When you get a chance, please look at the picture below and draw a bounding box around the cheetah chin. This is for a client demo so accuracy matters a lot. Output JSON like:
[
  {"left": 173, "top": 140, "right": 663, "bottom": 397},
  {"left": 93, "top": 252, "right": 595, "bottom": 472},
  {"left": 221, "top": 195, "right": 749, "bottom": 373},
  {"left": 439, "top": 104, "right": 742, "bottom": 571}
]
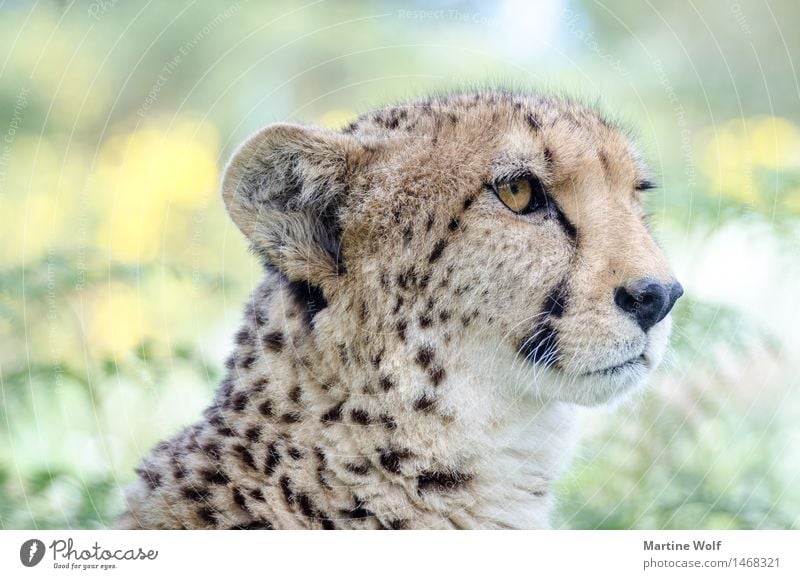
[{"left": 118, "top": 90, "right": 682, "bottom": 530}]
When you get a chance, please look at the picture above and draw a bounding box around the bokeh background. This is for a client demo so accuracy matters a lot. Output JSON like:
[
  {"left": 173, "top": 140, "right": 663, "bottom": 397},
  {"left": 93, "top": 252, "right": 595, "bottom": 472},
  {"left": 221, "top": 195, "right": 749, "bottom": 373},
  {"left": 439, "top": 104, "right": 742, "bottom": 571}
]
[{"left": 1, "top": 0, "right": 799, "bottom": 530}]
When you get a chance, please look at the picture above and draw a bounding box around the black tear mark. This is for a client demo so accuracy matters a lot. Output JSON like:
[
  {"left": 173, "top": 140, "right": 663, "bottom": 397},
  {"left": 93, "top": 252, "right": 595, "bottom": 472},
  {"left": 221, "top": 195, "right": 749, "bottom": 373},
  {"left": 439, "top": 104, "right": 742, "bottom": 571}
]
[
  {"left": 518, "top": 323, "right": 559, "bottom": 367},
  {"left": 417, "top": 470, "right": 472, "bottom": 494},
  {"left": 552, "top": 205, "right": 578, "bottom": 241},
  {"left": 543, "top": 280, "right": 569, "bottom": 318}
]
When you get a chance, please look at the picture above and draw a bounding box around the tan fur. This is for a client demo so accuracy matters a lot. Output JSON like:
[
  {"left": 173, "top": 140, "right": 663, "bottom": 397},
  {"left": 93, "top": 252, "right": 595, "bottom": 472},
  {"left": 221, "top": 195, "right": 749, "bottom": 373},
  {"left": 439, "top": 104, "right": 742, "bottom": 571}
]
[{"left": 118, "top": 91, "right": 679, "bottom": 529}]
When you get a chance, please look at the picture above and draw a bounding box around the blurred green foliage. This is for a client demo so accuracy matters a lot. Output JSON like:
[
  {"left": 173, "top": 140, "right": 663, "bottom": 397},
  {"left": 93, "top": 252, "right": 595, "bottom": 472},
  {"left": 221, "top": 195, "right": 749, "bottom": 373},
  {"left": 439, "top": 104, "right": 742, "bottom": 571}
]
[{"left": 1, "top": 0, "right": 799, "bottom": 529}]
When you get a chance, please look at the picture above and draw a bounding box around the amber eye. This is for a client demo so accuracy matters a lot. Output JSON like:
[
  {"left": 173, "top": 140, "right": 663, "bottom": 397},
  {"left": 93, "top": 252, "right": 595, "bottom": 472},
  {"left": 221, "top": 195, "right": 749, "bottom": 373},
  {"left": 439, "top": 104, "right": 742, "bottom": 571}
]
[{"left": 494, "top": 179, "right": 534, "bottom": 213}]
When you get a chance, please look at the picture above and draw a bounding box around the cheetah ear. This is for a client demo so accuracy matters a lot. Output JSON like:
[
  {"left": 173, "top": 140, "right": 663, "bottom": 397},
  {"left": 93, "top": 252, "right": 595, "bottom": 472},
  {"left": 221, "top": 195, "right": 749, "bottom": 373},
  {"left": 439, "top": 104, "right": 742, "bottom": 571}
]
[{"left": 222, "top": 123, "right": 361, "bottom": 286}]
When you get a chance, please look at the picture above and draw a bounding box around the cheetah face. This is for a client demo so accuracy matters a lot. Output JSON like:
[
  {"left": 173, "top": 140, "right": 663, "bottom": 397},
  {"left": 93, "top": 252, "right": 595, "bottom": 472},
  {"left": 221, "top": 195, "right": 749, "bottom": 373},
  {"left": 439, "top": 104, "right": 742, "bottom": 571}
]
[{"left": 222, "top": 93, "right": 682, "bottom": 407}]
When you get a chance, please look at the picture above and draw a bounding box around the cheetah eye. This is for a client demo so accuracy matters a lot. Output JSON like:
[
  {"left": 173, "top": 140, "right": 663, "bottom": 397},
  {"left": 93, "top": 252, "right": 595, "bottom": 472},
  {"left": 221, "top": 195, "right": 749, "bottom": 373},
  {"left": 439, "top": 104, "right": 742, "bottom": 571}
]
[{"left": 492, "top": 177, "right": 547, "bottom": 214}]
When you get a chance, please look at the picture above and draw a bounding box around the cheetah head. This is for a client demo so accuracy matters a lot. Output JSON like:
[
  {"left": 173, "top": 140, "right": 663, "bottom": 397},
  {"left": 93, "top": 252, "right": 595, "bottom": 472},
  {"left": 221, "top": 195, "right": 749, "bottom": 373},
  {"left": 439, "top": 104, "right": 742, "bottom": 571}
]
[{"left": 222, "top": 92, "right": 682, "bottom": 407}]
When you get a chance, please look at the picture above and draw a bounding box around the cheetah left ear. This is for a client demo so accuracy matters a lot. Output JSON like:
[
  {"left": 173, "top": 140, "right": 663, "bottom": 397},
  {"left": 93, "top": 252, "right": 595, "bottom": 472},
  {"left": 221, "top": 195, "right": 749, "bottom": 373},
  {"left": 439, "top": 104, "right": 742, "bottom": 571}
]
[{"left": 222, "top": 123, "right": 362, "bottom": 287}]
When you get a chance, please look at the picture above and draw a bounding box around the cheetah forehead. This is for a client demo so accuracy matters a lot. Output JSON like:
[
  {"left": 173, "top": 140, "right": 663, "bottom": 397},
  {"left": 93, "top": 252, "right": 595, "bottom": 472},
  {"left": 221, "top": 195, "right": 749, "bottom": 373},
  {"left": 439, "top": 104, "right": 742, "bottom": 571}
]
[{"left": 343, "top": 91, "right": 651, "bottom": 190}]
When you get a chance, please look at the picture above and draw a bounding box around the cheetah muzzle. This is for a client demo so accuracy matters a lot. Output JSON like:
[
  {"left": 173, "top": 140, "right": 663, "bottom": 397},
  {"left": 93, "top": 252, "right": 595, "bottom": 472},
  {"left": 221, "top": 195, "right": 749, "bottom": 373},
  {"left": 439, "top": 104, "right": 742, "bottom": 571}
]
[{"left": 118, "top": 90, "right": 682, "bottom": 530}]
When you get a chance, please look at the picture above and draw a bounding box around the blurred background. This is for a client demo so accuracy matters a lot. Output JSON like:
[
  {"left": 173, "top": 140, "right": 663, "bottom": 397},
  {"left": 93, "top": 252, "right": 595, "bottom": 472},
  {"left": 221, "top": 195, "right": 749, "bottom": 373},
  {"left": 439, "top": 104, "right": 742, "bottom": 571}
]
[{"left": 1, "top": 0, "right": 798, "bottom": 530}]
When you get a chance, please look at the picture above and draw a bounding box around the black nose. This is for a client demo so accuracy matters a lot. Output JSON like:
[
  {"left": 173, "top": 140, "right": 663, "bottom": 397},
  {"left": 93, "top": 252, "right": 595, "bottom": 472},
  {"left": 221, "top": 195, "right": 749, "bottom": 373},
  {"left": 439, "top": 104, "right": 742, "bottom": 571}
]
[{"left": 614, "top": 279, "right": 683, "bottom": 332}]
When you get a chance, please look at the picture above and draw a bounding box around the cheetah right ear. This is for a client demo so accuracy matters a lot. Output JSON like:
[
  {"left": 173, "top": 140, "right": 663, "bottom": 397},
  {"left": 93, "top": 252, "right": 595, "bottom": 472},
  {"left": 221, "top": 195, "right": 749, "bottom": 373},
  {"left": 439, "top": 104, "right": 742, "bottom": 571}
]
[{"left": 222, "top": 123, "right": 362, "bottom": 286}]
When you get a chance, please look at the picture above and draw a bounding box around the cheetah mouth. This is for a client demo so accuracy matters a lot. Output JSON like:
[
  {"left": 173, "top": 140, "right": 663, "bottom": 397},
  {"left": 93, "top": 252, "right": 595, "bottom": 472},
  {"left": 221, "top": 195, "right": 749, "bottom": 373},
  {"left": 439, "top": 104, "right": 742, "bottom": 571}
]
[{"left": 582, "top": 352, "right": 647, "bottom": 377}]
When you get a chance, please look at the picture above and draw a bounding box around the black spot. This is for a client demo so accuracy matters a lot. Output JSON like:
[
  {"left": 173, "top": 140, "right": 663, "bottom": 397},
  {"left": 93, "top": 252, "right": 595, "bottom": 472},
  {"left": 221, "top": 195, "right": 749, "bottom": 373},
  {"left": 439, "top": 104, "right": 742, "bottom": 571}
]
[
  {"left": 262, "top": 331, "right": 284, "bottom": 352},
  {"left": 288, "top": 386, "right": 302, "bottom": 404},
  {"left": 379, "top": 413, "right": 396, "bottom": 430},
  {"left": 378, "top": 448, "right": 407, "bottom": 475},
  {"left": 389, "top": 519, "right": 409, "bottom": 530},
  {"left": 342, "top": 498, "right": 375, "bottom": 519},
  {"left": 297, "top": 493, "right": 316, "bottom": 518},
  {"left": 396, "top": 320, "right": 407, "bottom": 342},
  {"left": 232, "top": 487, "right": 248, "bottom": 511},
  {"left": 526, "top": 112, "right": 542, "bottom": 131},
  {"left": 417, "top": 470, "right": 472, "bottom": 494},
  {"left": 425, "top": 214, "right": 435, "bottom": 231},
  {"left": 344, "top": 461, "right": 371, "bottom": 475},
  {"left": 419, "top": 315, "right": 432, "bottom": 328},
  {"left": 233, "top": 444, "right": 256, "bottom": 470},
  {"left": 135, "top": 466, "right": 161, "bottom": 490},
  {"left": 287, "top": 446, "right": 304, "bottom": 460},
  {"left": 392, "top": 297, "right": 404, "bottom": 315},
  {"left": 371, "top": 348, "right": 385, "bottom": 369},
  {"left": 321, "top": 402, "right": 344, "bottom": 424},
  {"left": 380, "top": 375, "right": 395, "bottom": 392},
  {"left": 463, "top": 195, "right": 476, "bottom": 210},
  {"left": 235, "top": 327, "right": 253, "bottom": 345},
  {"left": 202, "top": 442, "right": 220, "bottom": 461},
  {"left": 183, "top": 486, "right": 211, "bottom": 502},
  {"left": 201, "top": 468, "right": 230, "bottom": 486},
  {"left": 635, "top": 179, "right": 657, "bottom": 191},
  {"left": 257, "top": 399, "right": 274, "bottom": 417},
  {"left": 415, "top": 346, "right": 435, "bottom": 368},
  {"left": 428, "top": 239, "right": 447, "bottom": 263},
  {"left": 448, "top": 217, "right": 460, "bottom": 231},
  {"left": 428, "top": 366, "right": 446, "bottom": 386},
  {"left": 280, "top": 412, "right": 302, "bottom": 424},
  {"left": 264, "top": 442, "right": 281, "bottom": 475},
  {"left": 279, "top": 475, "right": 294, "bottom": 505},
  {"left": 286, "top": 280, "right": 327, "bottom": 324},
  {"left": 402, "top": 225, "right": 413, "bottom": 245},
  {"left": 224, "top": 356, "right": 235, "bottom": 370},
  {"left": 414, "top": 394, "right": 435, "bottom": 412},
  {"left": 197, "top": 507, "right": 217, "bottom": 526},
  {"left": 518, "top": 323, "right": 559, "bottom": 367},
  {"left": 231, "top": 391, "right": 249, "bottom": 412},
  {"left": 231, "top": 520, "right": 273, "bottom": 530},
  {"left": 249, "top": 488, "right": 265, "bottom": 502},
  {"left": 217, "top": 426, "right": 235, "bottom": 437},
  {"left": 543, "top": 281, "right": 569, "bottom": 318},
  {"left": 245, "top": 425, "right": 262, "bottom": 442},
  {"left": 239, "top": 353, "right": 257, "bottom": 369},
  {"left": 439, "top": 310, "right": 451, "bottom": 323},
  {"left": 350, "top": 409, "right": 371, "bottom": 425}
]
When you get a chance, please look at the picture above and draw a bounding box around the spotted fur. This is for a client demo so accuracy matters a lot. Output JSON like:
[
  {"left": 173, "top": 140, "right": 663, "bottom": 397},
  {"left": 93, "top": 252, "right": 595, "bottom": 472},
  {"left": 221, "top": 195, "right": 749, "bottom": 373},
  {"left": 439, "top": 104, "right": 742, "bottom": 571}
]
[{"left": 117, "top": 90, "right": 679, "bottom": 530}]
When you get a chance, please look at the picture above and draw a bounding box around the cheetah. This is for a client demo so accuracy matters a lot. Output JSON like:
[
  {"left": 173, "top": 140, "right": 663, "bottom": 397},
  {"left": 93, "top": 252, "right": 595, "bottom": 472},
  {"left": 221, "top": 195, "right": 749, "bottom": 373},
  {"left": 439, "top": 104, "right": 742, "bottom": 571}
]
[{"left": 118, "top": 90, "right": 683, "bottom": 530}]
